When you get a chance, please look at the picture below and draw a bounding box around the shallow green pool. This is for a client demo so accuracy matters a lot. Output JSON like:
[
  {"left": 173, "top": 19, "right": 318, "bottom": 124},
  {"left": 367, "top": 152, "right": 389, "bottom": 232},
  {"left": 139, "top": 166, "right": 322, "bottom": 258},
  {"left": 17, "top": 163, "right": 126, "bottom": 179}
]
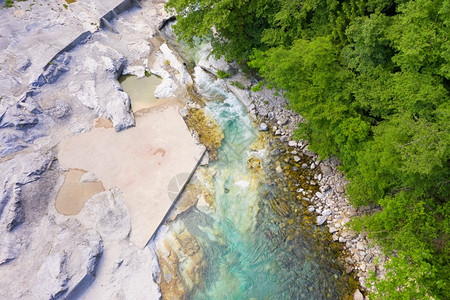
[{"left": 119, "top": 74, "right": 162, "bottom": 112}]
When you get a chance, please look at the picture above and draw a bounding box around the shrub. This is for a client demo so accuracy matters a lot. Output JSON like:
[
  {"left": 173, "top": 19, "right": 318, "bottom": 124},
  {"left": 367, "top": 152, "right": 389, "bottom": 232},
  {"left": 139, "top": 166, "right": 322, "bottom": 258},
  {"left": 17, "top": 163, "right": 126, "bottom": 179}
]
[
  {"left": 216, "top": 70, "right": 230, "bottom": 79},
  {"left": 4, "top": 0, "right": 14, "bottom": 8},
  {"left": 230, "top": 80, "right": 245, "bottom": 89}
]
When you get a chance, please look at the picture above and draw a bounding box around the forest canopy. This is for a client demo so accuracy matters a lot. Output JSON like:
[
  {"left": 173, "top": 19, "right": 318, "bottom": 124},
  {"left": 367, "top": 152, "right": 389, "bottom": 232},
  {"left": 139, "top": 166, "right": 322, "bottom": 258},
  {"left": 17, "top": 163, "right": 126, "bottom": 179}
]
[{"left": 165, "top": 0, "right": 450, "bottom": 298}]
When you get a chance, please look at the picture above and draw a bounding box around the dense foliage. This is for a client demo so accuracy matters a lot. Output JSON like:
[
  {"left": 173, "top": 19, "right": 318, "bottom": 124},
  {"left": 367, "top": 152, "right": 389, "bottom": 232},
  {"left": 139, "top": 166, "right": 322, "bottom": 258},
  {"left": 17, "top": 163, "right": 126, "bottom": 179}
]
[
  {"left": 166, "top": 0, "right": 450, "bottom": 298},
  {"left": 3, "top": 0, "right": 14, "bottom": 8}
]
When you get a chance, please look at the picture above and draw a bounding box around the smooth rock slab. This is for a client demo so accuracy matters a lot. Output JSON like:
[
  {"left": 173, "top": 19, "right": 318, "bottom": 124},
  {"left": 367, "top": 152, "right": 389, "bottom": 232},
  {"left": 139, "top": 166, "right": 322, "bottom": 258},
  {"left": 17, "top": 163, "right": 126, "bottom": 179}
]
[{"left": 58, "top": 99, "right": 205, "bottom": 249}]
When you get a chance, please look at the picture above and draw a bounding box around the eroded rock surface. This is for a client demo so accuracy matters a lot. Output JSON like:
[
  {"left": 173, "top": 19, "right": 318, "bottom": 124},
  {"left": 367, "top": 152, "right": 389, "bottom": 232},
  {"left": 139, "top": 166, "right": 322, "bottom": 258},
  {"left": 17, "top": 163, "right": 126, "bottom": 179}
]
[{"left": 0, "top": 0, "right": 199, "bottom": 298}]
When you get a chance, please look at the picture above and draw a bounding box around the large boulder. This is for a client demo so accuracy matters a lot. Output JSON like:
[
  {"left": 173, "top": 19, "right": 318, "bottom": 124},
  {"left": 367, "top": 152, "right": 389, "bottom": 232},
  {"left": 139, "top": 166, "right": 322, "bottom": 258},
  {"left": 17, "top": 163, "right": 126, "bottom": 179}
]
[{"left": 102, "top": 85, "right": 135, "bottom": 132}]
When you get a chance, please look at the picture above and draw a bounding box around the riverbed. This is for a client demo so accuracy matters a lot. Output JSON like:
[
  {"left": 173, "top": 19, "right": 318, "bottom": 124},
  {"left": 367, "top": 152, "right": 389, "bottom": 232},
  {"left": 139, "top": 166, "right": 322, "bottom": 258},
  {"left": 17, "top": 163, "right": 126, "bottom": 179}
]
[{"left": 153, "top": 63, "right": 358, "bottom": 298}]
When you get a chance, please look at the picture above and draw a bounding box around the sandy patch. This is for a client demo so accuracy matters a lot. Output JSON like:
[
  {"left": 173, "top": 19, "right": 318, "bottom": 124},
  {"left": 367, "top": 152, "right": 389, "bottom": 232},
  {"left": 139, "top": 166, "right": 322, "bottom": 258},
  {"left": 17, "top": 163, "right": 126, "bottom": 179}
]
[{"left": 94, "top": 118, "right": 114, "bottom": 129}]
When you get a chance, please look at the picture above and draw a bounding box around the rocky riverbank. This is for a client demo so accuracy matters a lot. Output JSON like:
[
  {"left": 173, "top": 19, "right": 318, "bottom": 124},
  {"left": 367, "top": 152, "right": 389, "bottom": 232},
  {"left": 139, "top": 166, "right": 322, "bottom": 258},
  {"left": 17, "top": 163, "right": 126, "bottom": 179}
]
[
  {"left": 251, "top": 89, "right": 388, "bottom": 294},
  {"left": 193, "top": 42, "right": 388, "bottom": 299}
]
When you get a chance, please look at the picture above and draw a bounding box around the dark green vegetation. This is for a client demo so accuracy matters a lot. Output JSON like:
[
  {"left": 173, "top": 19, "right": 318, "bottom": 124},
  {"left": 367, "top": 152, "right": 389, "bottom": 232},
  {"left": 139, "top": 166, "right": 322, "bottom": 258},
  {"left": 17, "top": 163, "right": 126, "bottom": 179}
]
[
  {"left": 216, "top": 69, "right": 231, "bottom": 79},
  {"left": 4, "top": 0, "right": 14, "bottom": 8},
  {"left": 3, "top": 0, "right": 28, "bottom": 9},
  {"left": 166, "top": 0, "right": 449, "bottom": 298}
]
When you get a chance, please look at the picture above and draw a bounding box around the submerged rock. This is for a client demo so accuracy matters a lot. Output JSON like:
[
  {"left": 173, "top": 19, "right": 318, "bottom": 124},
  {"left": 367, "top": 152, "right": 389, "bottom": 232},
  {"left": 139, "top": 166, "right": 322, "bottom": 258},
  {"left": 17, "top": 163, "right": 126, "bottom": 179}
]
[
  {"left": 155, "top": 226, "right": 206, "bottom": 299},
  {"left": 184, "top": 107, "right": 224, "bottom": 160}
]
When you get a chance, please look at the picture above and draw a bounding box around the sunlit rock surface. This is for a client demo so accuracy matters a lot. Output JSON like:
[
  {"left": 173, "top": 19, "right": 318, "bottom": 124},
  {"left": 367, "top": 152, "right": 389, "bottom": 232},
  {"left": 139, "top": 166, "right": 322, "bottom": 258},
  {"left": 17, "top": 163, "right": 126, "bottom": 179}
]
[
  {"left": 58, "top": 99, "right": 205, "bottom": 249},
  {"left": 0, "top": 0, "right": 202, "bottom": 298}
]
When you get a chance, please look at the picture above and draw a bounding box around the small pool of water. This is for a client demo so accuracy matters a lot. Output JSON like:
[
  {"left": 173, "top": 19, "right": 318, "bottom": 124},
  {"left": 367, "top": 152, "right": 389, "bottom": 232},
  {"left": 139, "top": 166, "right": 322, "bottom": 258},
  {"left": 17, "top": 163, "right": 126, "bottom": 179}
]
[
  {"left": 119, "top": 74, "right": 163, "bottom": 112},
  {"left": 55, "top": 169, "right": 105, "bottom": 215}
]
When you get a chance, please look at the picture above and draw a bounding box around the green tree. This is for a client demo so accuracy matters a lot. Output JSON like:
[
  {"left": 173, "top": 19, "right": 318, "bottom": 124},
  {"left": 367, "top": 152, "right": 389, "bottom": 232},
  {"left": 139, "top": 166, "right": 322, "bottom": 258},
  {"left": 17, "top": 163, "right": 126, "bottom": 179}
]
[
  {"left": 166, "top": 0, "right": 450, "bottom": 297},
  {"left": 4, "top": 0, "right": 14, "bottom": 8},
  {"left": 166, "top": 0, "right": 279, "bottom": 62}
]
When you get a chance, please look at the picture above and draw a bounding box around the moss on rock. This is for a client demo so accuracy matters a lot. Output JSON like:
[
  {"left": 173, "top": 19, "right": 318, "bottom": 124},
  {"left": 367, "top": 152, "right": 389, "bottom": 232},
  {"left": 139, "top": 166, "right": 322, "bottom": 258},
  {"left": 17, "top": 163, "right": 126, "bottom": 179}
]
[{"left": 184, "top": 107, "right": 224, "bottom": 161}]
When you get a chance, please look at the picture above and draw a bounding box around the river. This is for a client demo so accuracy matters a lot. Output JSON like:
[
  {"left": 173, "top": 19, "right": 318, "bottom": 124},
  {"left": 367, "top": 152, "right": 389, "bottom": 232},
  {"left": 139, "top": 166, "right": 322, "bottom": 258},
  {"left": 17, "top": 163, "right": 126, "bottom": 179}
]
[{"left": 152, "top": 44, "right": 357, "bottom": 298}]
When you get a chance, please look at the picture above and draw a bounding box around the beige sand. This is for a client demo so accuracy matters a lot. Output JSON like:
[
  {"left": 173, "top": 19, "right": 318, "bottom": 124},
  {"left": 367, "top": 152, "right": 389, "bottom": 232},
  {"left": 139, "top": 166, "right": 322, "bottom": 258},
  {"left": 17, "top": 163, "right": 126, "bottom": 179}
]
[
  {"left": 58, "top": 98, "right": 205, "bottom": 249},
  {"left": 55, "top": 169, "right": 105, "bottom": 215}
]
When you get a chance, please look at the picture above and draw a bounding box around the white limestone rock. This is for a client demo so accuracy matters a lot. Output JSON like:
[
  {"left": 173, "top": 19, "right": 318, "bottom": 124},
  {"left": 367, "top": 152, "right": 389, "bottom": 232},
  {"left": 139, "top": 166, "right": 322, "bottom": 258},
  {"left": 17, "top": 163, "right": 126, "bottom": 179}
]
[
  {"left": 77, "top": 190, "right": 131, "bottom": 242},
  {"left": 317, "top": 216, "right": 327, "bottom": 225},
  {"left": 0, "top": 233, "right": 21, "bottom": 265},
  {"left": 160, "top": 43, "right": 192, "bottom": 85},
  {"left": 44, "top": 100, "right": 71, "bottom": 119},
  {"left": 122, "top": 65, "right": 146, "bottom": 78},
  {"left": 356, "top": 242, "right": 365, "bottom": 250},
  {"left": 329, "top": 226, "right": 338, "bottom": 234},
  {"left": 155, "top": 77, "right": 176, "bottom": 98},
  {"left": 315, "top": 191, "right": 326, "bottom": 199},
  {"left": 197, "top": 43, "right": 229, "bottom": 74},
  {"left": 32, "top": 252, "right": 69, "bottom": 299},
  {"left": 69, "top": 80, "right": 99, "bottom": 110},
  {"left": 80, "top": 172, "right": 99, "bottom": 183},
  {"left": 0, "top": 2, "right": 172, "bottom": 299},
  {"left": 322, "top": 209, "right": 332, "bottom": 217},
  {"left": 0, "top": 105, "right": 38, "bottom": 130},
  {"left": 0, "top": 151, "right": 53, "bottom": 233},
  {"left": 102, "top": 86, "right": 135, "bottom": 132},
  {"left": 0, "top": 216, "right": 103, "bottom": 300},
  {"left": 288, "top": 141, "right": 297, "bottom": 147},
  {"left": 258, "top": 123, "right": 268, "bottom": 131},
  {"left": 353, "top": 289, "right": 364, "bottom": 300},
  {"left": 77, "top": 190, "right": 160, "bottom": 299}
]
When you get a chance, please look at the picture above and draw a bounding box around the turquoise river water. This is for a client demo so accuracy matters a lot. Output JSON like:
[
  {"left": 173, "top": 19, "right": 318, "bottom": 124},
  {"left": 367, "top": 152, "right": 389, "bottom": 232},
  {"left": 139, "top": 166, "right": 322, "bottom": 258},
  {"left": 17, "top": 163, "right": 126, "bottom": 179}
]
[{"left": 155, "top": 61, "right": 356, "bottom": 299}]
